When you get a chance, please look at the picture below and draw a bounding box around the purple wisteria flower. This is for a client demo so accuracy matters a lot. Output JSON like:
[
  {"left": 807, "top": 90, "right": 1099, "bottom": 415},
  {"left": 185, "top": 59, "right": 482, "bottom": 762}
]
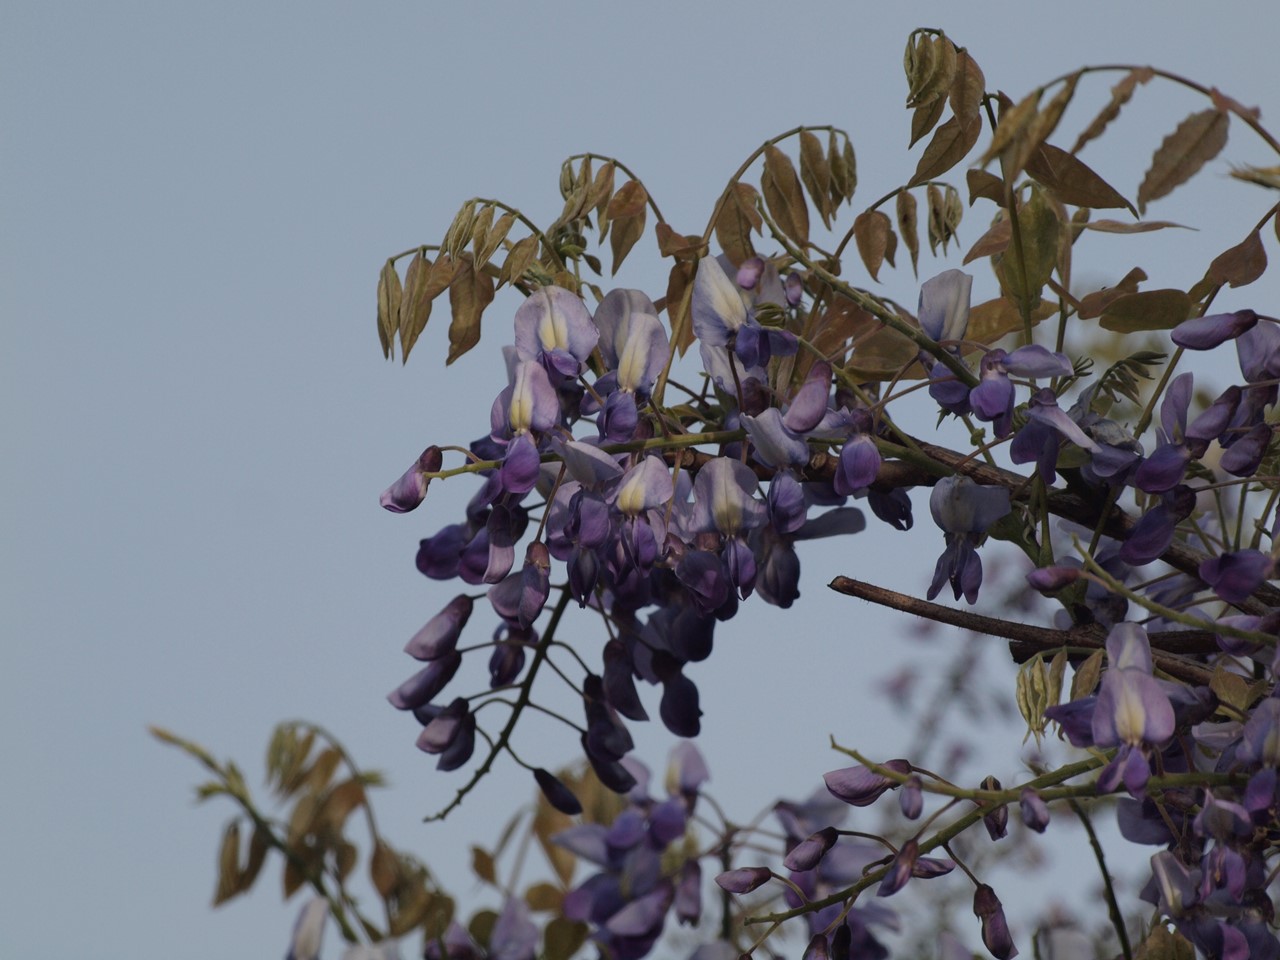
[
  {"left": 969, "top": 346, "right": 1073, "bottom": 437},
  {"left": 513, "top": 285, "right": 599, "bottom": 379},
  {"left": 1092, "top": 623, "right": 1175, "bottom": 798},
  {"left": 380, "top": 446, "right": 443, "bottom": 513},
  {"left": 927, "top": 476, "right": 1011, "bottom": 604}
]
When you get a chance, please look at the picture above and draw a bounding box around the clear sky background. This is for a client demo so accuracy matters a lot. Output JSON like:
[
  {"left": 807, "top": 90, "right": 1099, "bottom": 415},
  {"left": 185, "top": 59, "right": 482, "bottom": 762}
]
[{"left": 5, "top": 3, "right": 1280, "bottom": 958}]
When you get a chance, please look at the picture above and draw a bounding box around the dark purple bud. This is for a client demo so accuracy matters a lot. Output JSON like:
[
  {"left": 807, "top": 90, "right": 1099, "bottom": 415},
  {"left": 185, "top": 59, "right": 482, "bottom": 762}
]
[
  {"left": 1220, "top": 423, "right": 1272, "bottom": 477},
  {"left": 1019, "top": 788, "right": 1050, "bottom": 833},
  {"left": 973, "top": 884, "right": 1018, "bottom": 959},
  {"left": 416, "top": 524, "right": 468, "bottom": 580},
  {"left": 876, "top": 839, "right": 919, "bottom": 897},
  {"left": 899, "top": 775, "right": 923, "bottom": 820},
  {"left": 715, "top": 866, "right": 771, "bottom": 894},
  {"left": 980, "top": 776, "right": 1008, "bottom": 840},
  {"left": 802, "top": 933, "right": 830, "bottom": 960},
  {"left": 835, "top": 435, "right": 881, "bottom": 495},
  {"left": 911, "top": 855, "right": 956, "bottom": 879},
  {"left": 488, "top": 639, "right": 527, "bottom": 688},
  {"left": 1025, "top": 566, "right": 1081, "bottom": 591},
  {"left": 602, "top": 640, "right": 648, "bottom": 722},
  {"left": 868, "top": 487, "right": 913, "bottom": 531},
  {"left": 675, "top": 860, "right": 701, "bottom": 925},
  {"left": 783, "top": 827, "right": 839, "bottom": 872},
  {"left": 387, "top": 651, "right": 462, "bottom": 710},
  {"left": 824, "top": 759, "right": 911, "bottom": 806},
  {"left": 416, "top": 697, "right": 469, "bottom": 754},
  {"left": 380, "top": 446, "right": 442, "bottom": 513},
  {"left": 660, "top": 672, "right": 702, "bottom": 738},
  {"left": 405, "top": 595, "right": 473, "bottom": 660},
  {"left": 517, "top": 541, "right": 552, "bottom": 628},
  {"left": 1133, "top": 442, "right": 1191, "bottom": 494},
  {"left": 830, "top": 923, "right": 852, "bottom": 960},
  {"left": 581, "top": 733, "right": 637, "bottom": 793},
  {"left": 534, "top": 768, "right": 582, "bottom": 815},
  {"left": 1172, "top": 309, "right": 1258, "bottom": 349},
  {"left": 1200, "top": 549, "right": 1275, "bottom": 604}
]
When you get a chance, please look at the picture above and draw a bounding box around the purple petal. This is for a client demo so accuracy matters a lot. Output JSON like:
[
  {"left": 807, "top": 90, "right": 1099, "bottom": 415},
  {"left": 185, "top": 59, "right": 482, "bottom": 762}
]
[
  {"left": 691, "top": 256, "right": 747, "bottom": 346},
  {"left": 744, "top": 408, "right": 810, "bottom": 468},
  {"left": 969, "top": 374, "right": 1013, "bottom": 422},
  {"left": 1200, "top": 549, "right": 1274, "bottom": 604},
  {"left": 501, "top": 434, "right": 543, "bottom": 495},
  {"left": 783, "top": 362, "right": 832, "bottom": 433},
  {"left": 593, "top": 288, "right": 659, "bottom": 369},
  {"left": 534, "top": 768, "right": 582, "bottom": 815},
  {"left": 1172, "top": 309, "right": 1258, "bottom": 350},
  {"left": 715, "top": 867, "right": 771, "bottom": 894},
  {"left": 615, "top": 312, "right": 669, "bottom": 394},
  {"left": 379, "top": 446, "right": 443, "bottom": 513},
  {"left": 613, "top": 456, "right": 673, "bottom": 516},
  {"left": 405, "top": 595, "right": 473, "bottom": 660},
  {"left": 824, "top": 760, "right": 910, "bottom": 806},
  {"left": 1133, "top": 443, "right": 1190, "bottom": 494},
  {"left": 834, "top": 436, "right": 881, "bottom": 495},
  {"left": 1003, "top": 344, "right": 1073, "bottom": 378},
  {"left": 605, "top": 884, "right": 673, "bottom": 938},
  {"left": 513, "top": 286, "right": 598, "bottom": 367},
  {"left": 929, "top": 476, "right": 1010, "bottom": 535},
  {"left": 388, "top": 652, "right": 462, "bottom": 710},
  {"left": 1220, "top": 423, "right": 1271, "bottom": 477},
  {"left": 917, "top": 269, "right": 972, "bottom": 343}
]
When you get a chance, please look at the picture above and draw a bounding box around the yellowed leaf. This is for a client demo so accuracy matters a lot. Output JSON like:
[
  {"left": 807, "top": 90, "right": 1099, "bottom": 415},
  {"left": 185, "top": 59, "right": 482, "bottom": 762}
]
[
  {"left": 967, "top": 169, "right": 1004, "bottom": 206},
  {"left": 1077, "top": 267, "right": 1147, "bottom": 319},
  {"left": 1025, "top": 144, "right": 1135, "bottom": 212}
]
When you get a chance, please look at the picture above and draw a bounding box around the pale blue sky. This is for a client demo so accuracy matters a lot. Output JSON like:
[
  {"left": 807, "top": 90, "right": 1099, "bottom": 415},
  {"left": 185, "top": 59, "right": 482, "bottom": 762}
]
[{"left": 4, "top": 2, "right": 1279, "bottom": 957}]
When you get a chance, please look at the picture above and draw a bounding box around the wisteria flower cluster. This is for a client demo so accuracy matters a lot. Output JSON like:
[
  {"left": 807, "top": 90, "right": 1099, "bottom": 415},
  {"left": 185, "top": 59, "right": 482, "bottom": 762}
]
[{"left": 162, "top": 28, "right": 1280, "bottom": 960}]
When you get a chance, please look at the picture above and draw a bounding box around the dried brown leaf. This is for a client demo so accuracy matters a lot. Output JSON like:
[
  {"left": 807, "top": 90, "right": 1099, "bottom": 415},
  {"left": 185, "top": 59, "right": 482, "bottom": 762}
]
[
  {"left": 852, "top": 210, "right": 893, "bottom": 282},
  {"left": 446, "top": 255, "right": 494, "bottom": 364},
  {"left": 762, "top": 144, "right": 810, "bottom": 245},
  {"left": 967, "top": 296, "right": 1055, "bottom": 345},
  {"left": 1208, "top": 230, "right": 1267, "bottom": 288},
  {"left": 471, "top": 846, "right": 497, "bottom": 885},
  {"left": 909, "top": 94, "right": 948, "bottom": 149},
  {"left": 376, "top": 260, "right": 402, "bottom": 360},
  {"left": 606, "top": 180, "right": 648, "bottom": 274},
  {"left": 910, "top": 114, "right": 981, "bottom": 186},
  {"left": 799, "top": 129, "right": 833, "bottom": 228},
  {"left": 896, "top": 191, "right": 920, "bottom": 275},
  {"left": 655, "top": 223, "right": 708, "bottom": 262},
  {"left": 715, "top": 188, "right": 757, "bottom": 267},
  {"left": 1137, "top": 109, "right": 1229, "bottom": 213},
  {"left": 398, "top": 252, "right": 432, "bottom": 362},
  {"left": 908, "top": 35, "right": 957, "bottom": 109},
  {"left": 967, "top": 169, "right": 1004, "bottom": 206},
  {"left": 1076, "top": 267, "right": 1147, "bottom": 320},
  {"left": 1099, "top": 288, "right": 1192, "bottom": 333},
  {"left": 371, "top": 841, "right": 399, "bottom": 899},
  {"left": 948, "top": 48, "right": 986, "bottom": 124},
  {"left": 214, "top": 819, "right": 241, "bottom": 905},
  {"left": 1071, "top": 67, "right": 1153, "bottom": 155},
  {"left": 498, "top": 235, "right": 539, "bottom": 288},
  {"left": 980, "top": 88, "right": 1042, "bottom": 168},
  {"left": 962, "top": 216, "right": 1011, "bottom": 265},
  {"left": 476, "top": 212, "right": 516, "bottom": 267},
  {"left": 589, "top": 161, "right": 616, "bottom": 218},
  {"left": 1025, "top": 143, "right": 1135, "bottom": 212}
]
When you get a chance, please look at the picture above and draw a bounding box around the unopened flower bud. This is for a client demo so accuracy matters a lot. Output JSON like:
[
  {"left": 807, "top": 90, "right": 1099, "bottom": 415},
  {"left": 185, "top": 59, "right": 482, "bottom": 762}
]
[
  {"left": 736, "top": 257, "right": 765, "bottom": 289},
  {"left": 824, "top": 759, "right": 912, "bottom": 806},
  {"left": 715, "top": 866, "right": 771, "bottom": 894},
  {"left": 899, "top": 775, "right": 924, "bottom": 820},
  {"left": 379, "top": 446, "right": 442, "bottom": 513},
  {"left": 533, "top": 768, "right": 582, "bottom": 815},
  {"left": 1019, "top": 788, "right": 1050, "bottom": 833},
  {"left": 980, "top": 776, "right": 1008, "bottom": 840},
  {"left": 973, "top": 884, "right": 1018, "bottom": 959},
  {"left": 1025, "top": 566, "right": 1081, "bottom": 592},
  {"left": 783, "top": 826, "right": 839, "bottom": 872}
]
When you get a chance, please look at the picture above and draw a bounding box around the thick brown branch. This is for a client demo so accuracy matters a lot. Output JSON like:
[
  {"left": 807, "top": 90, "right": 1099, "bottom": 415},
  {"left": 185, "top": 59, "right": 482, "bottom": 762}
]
[{"left": 828, "top": 576, "right": 1215, "bottom": 684}]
